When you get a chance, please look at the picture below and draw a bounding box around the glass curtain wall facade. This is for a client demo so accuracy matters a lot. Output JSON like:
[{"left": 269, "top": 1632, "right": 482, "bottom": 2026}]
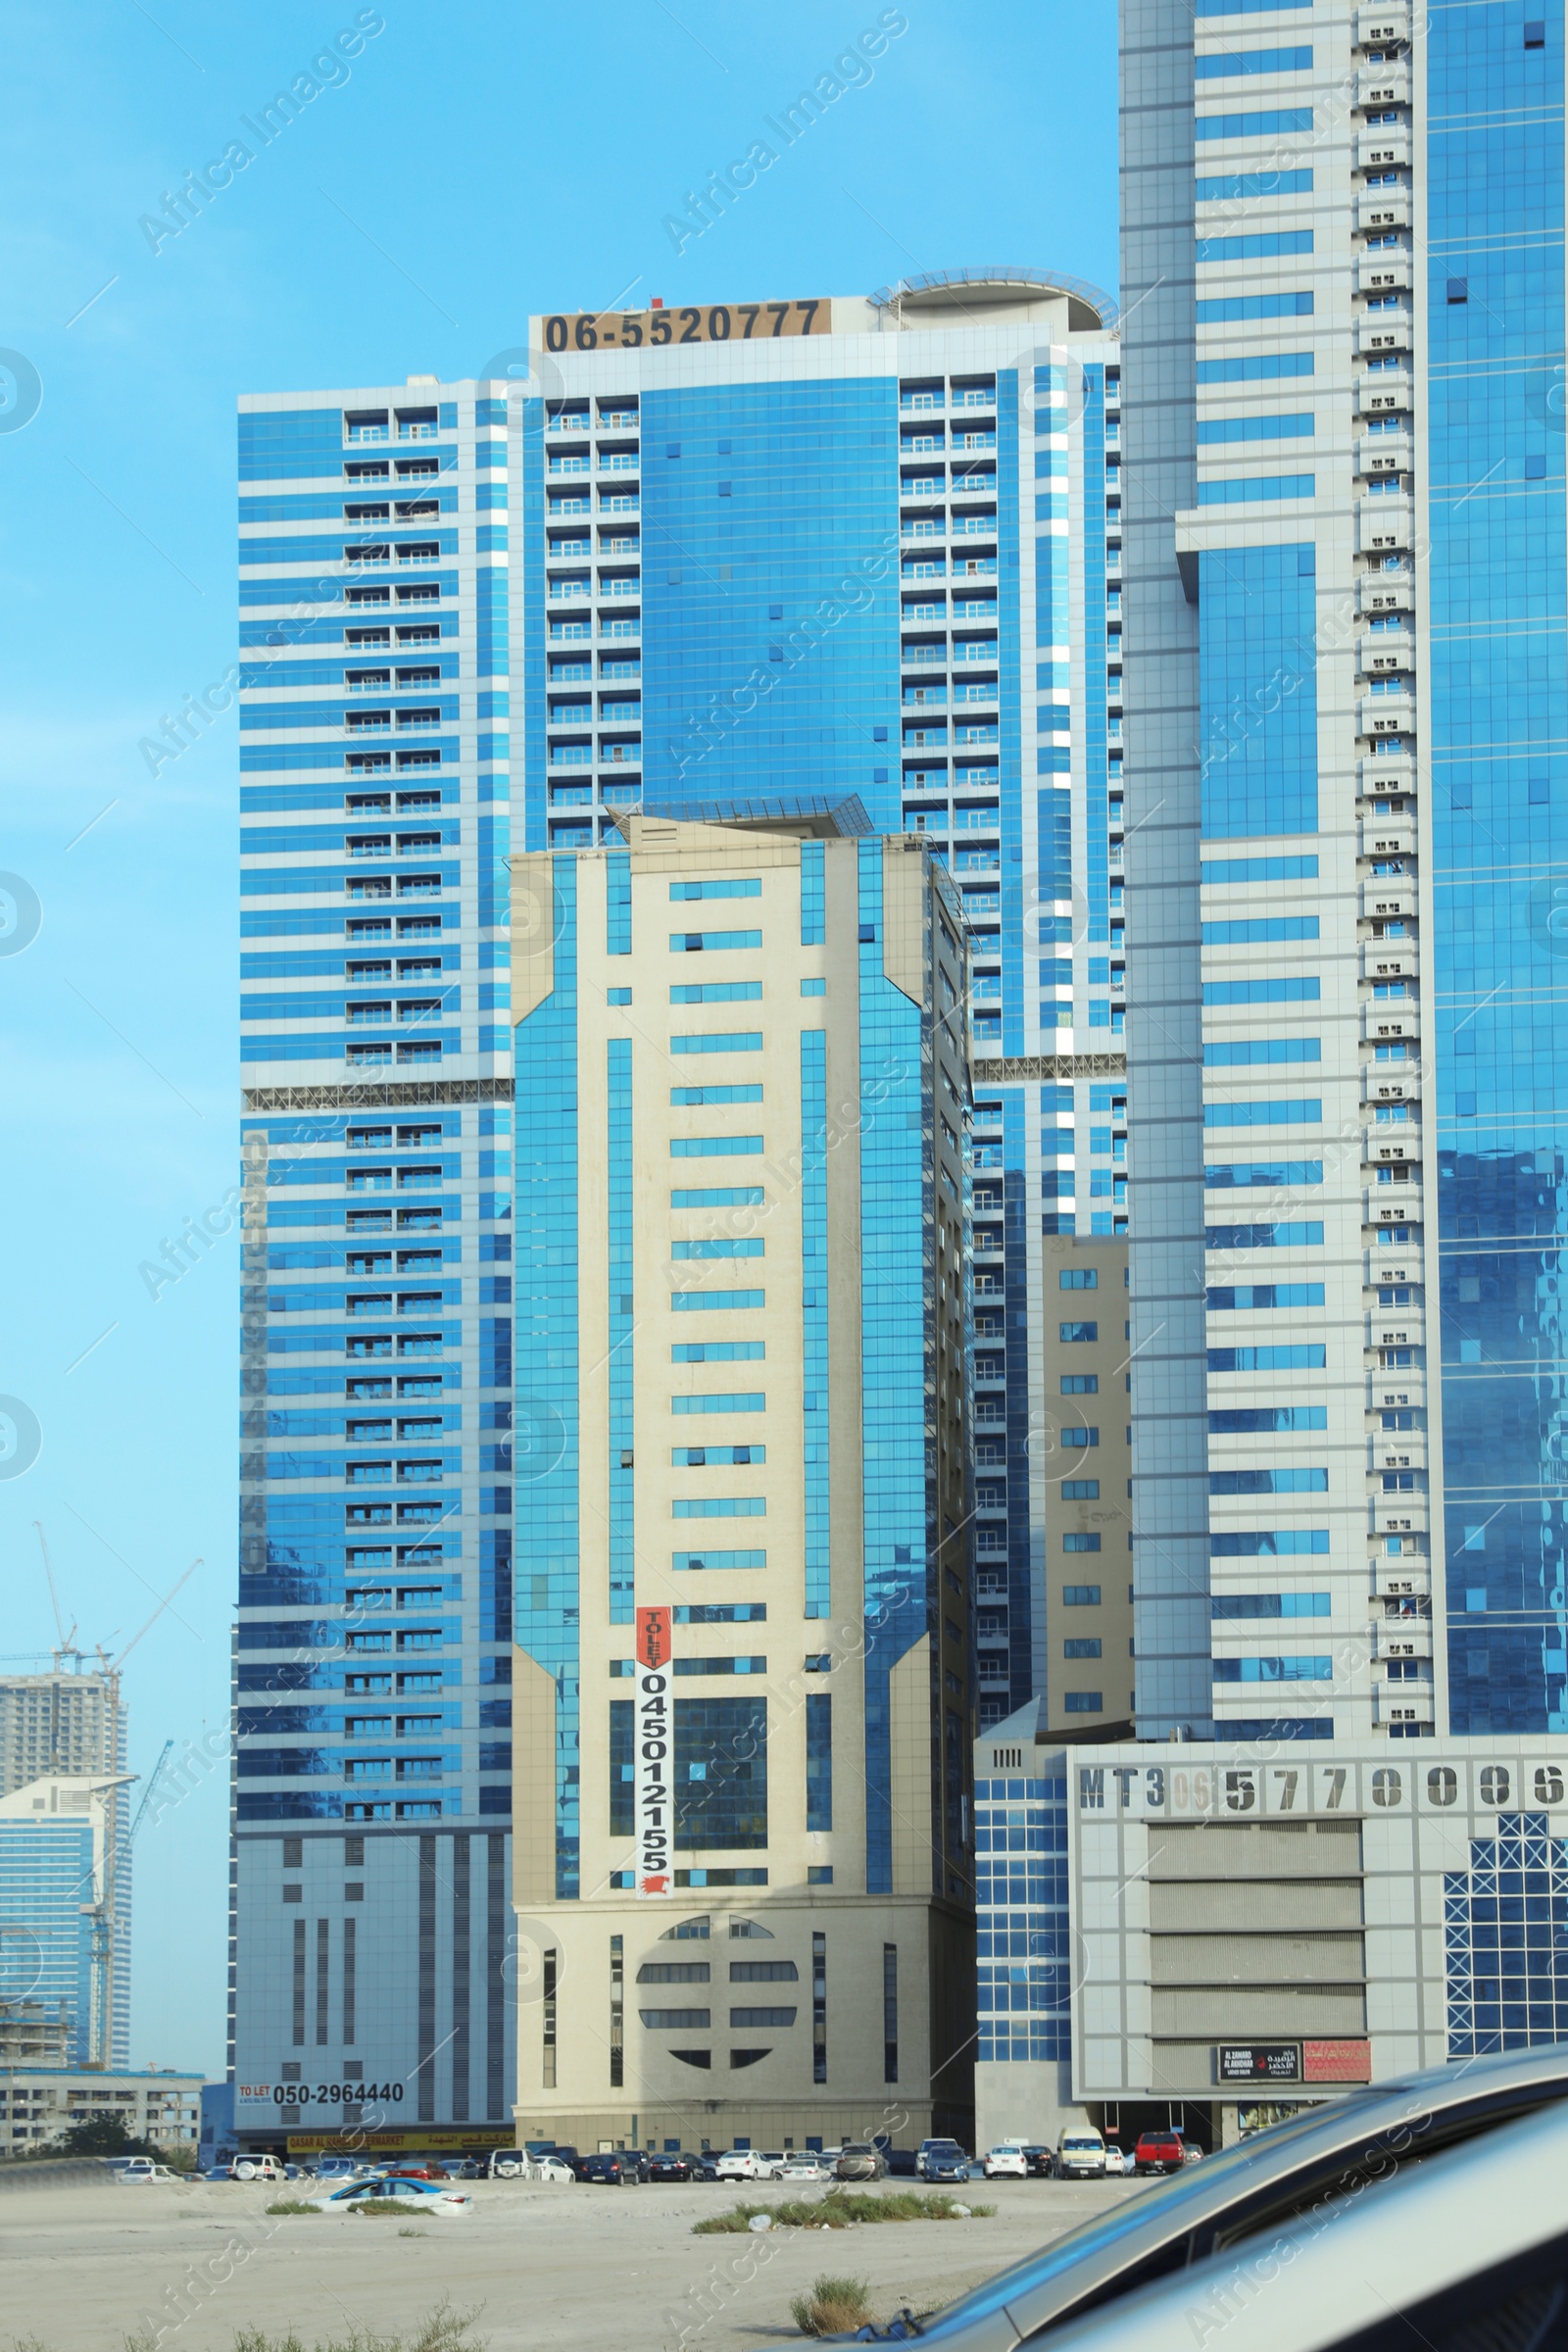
[
  {"left": 1120, "top": 0, "right": 1568, "bottom": 1740},
  {"left": 231, "top": 381, "right": 516, "bottom": 2142},
  {"left": 514, "top": 277, "right": 1121, "bottom": 1727}
]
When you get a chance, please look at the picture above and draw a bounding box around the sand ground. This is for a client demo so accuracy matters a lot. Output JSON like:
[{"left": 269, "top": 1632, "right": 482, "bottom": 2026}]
[{"left": 0, "top": 2171, "right": 1145, "bottom": 2351}]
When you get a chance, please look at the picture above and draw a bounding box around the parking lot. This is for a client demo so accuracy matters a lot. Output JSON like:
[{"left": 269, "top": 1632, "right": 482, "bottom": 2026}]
[{"left": 0, "top": 2170, "right": 1145, "bottom": 2350}]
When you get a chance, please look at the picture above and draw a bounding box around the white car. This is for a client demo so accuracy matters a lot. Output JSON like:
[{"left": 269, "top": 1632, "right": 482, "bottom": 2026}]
[
  {"left": 531, "top": 2155, "right": 576, "bottom": 2183},
  {"left": 715, "top": 2149, "right": 781, "bottom": 2181},
  {"left": 1102, "top": 2144, "right": 1131, "bottom": 2177},
  {"left": 983, "top": 2145, "right": 1030, "bottom": 2180},
  {"left": 312, "top": 2177, "right": 471, "bottom": 2218},
  {"left": 228, "top": 2154, "right": 285, "bottom": 2183},
  {"left": 780, "top": 2157, "right": 831, "bottom": 2182},
  {"left": 114, "top": 2161, "right": 182, "bottom": 2184}
]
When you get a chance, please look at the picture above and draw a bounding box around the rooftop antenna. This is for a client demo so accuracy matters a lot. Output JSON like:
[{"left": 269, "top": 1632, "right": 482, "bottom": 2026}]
[{"left": 33, "top": 1524, "right": 81, "bottom": 1670}]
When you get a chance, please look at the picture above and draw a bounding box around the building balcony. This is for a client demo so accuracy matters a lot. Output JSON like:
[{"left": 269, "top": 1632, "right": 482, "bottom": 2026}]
[
  {"left": 1358, "top": 66, "right": 1411, "bottom": 106},
  {"left": 1373, "top": 1683, "right": 1434, "bottom": 1728},
  {"left": 1356, "top": 126, "right": 1411, "bottom": 170},
  {"left": 1358, "top": 629, "right": 1413, "bottom": 674},
  {"left": 1357, "top": 498, "right": 1413, "bottom": 553},
  {"left": 1357, "top": 369, "right": 1412, "bottom": 416},
  {"left": 1357, "top": 254, "right": 1412, "bottom": 296},
  {"left": 1356, "top": 310, "right": 1412, "bottom": 357},
  {"left": 1357, "top": 434, "right": 1412, "bottom": 477},
  {"left": 1358, "top": 693, "right": 1414, "bottom": 736}
]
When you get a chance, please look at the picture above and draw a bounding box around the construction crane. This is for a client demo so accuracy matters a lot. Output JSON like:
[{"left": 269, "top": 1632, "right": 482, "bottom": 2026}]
[
  {"left": 33, "top": 1525, "right": 82, "bottom": 1671},
  {"left": 126, "top": 1741, "right": 174, "bottom": 1846}
]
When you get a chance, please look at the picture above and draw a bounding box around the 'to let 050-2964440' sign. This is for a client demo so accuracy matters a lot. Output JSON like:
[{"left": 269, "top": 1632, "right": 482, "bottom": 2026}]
[{"left": 538, "top": 300, "right": 831, "bottom": 353}]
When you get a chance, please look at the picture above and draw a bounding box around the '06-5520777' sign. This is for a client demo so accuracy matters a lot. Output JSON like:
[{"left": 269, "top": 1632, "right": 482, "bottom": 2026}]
[{"left": 636, "top": 1606, "right": 673, "bottom": 1897}]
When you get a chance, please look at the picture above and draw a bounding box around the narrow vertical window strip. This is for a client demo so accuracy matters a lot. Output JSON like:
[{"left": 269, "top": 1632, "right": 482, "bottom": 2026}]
[
  {"left": 801, "top": 1028, "right": 831, "bottom": 1617},
  {"left": 610, "top": 1932, "right": 625, "bottom": 2087},
  {"left": 342, "top": 1915, "right": 357, "bottom": 2048},
  {"left": 515, "top": 854, "right": 581, "bottom": 1898},
  {"left": 883, "top": 1942, "right": 899, "bottom": 2082},
  {"left": 800, "top": 838, "right": 825, "bottom": 945},
  {"left": 315, "top": 1916, "right": 329, "bottom": 2047},
  {"left": 806, "top": 1690, "right": 833, "bottom": 1831},
  {"left": 606, "top": 847, "right": 631, "bottom": 955},
  {"left": 812, "top": 1929, "right": 827, "bottom": 2083},
  {"left": 609, "top": 1037, "right": 635, "bottom": 1624}
]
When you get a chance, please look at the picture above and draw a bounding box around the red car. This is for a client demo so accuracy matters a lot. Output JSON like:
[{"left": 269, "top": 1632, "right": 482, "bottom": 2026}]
[
  {"left": 1133, "top": 2131, "right": 1186, "bottom": 2177},
  {"left": 379, "top": 2160, "right": 449, "bottom": 2182}
]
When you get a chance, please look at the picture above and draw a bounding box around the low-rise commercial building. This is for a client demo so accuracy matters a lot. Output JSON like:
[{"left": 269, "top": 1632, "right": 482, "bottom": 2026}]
[
  {"left": 976, "top": 1720, "right": 1568, "bottom": 2157},
  {"left": 0, "top": 2068, "right": 201, "bottom": 2153}
]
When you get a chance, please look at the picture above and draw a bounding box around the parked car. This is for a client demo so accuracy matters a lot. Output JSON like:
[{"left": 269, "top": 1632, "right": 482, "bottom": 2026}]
[
  {"left": 885, "top": 2147, "right": 920, "bottom": 2178},
  {"left": 716, "top": 2148, "right": 783, "bottom": 2181},
  {"left": 228, "top": 2154, "right": 284, "bottom": 2184},
  {"left": 313, "top": 2155, "right": 368, "bottom": 2183},
  {"left": 835, "top": 2043, "right": 1568, "bottom": 2349},
  {"left": 780, "top": 2156, "right": 832, "bottom": 2182},
  {"left": 1020, "top": 2146, "right": 1055, "bottom": 2179},
  {"left": 1132, "top": 2129, "right": 1185, "bottom": 2178},
  {"left": 114, "top": 2160, "right": 182, "bottom": 2184},
  {"left": 532, "top": 2155, "right": 577, "bottom": 2183},
  {"left": 694, "top": 2151, "right": 721, "bottom": 2182},
  {"left": 1033, "top": 2096, "right": 1568, "bottom": 2352},
  {"left": 984, "top": 2145, "right": 1030, "bottom": 2180},
  {"left": 917, "top": 2138, "right": 970, "bottom": 2182},
  {"left": 837, "top": 2143, "right": 888, "bottom": 2182},
  {"left": 312, "top": 2177, "right": 470, "bottom": 2219},
  {"left": 1102, "top": 2144, "right": 1131, "bottom": 2177},
  {"left": 645, "top": 2152, "right": 694, "bottom": 2183},
  {"left": 1179, "top": 2138, "right": 1204, "bottom": 2167},
  {"left": 577, "top": 2150, "right": 643, "bottom": 2185},
  {"left": 380, "top": 2160, "right": 450, "bottom": 2181}
]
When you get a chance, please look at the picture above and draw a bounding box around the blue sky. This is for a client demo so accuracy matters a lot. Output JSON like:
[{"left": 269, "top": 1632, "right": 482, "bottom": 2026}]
[{"left": 0, "top": 0, "right": 1117, "bottom": 2076}]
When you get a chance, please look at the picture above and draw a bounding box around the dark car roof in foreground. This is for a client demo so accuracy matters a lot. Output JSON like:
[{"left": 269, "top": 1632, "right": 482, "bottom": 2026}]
[
  {"left": 886, "top": 2042, "right": 1568, "bottom": 2348},
  {"left": 1045, "top": 2096, "right": 1568, "bottom": 2352}
]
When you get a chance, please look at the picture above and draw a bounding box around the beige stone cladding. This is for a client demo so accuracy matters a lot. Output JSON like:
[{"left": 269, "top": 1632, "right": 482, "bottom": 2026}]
[
  {"left": 510, "top": 817, "right": 978, "bottom": 2148},
  {"left": 1040, "top": 1236, "right": 1134, "bottom": 1737}
]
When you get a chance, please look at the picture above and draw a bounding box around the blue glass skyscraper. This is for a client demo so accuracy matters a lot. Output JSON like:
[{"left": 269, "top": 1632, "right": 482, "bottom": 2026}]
[
  {"left": 231, "top": 382, "right": 515, "bottom": 2145},
  {"left": 516, "top": 274, "right": 1122, "bottom": 1730},
  {"left": 1119, "top": 0, "right": 1567, "bottom": 1740}
]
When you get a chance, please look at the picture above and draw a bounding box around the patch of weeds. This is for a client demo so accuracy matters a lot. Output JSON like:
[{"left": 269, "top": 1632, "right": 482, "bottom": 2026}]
[
  {"left": 265, "top": 2199, "right": 320, "bottom": 2216},
  {"left": 693, "top": 2190, "right": 994, "bottom": 2234},
  {"left": 790, "top": 2276, "right": 872, "bottom": 2337},
  {"left": 225, "top": 2303, "right": 484, "bottom": 2352}
]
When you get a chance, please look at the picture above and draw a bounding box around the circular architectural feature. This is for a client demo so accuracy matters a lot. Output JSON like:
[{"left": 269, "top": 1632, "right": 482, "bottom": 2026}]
[{"left": 868, "top": 267, "right": 1118, "bottom": 331}]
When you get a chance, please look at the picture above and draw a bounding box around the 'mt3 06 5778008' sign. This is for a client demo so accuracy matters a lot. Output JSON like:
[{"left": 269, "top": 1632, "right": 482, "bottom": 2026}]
[{"left": 636, "top": 1606, "right": 672, "bottom": 1896}]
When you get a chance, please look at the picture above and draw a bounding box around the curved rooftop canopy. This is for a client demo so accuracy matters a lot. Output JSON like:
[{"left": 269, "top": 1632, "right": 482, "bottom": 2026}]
[{"left": 868, "top": 267, "right": 1118, "bottom": 333}]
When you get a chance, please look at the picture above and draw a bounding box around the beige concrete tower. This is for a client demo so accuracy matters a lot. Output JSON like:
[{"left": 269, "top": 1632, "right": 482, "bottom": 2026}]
[{"left": 510, "top": 812, "right": 976, "bottom": 2153}]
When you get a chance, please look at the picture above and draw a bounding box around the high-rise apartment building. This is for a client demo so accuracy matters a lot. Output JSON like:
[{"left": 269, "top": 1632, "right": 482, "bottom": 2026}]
[
  {"left": 516, "top": 275, "right": 1121, "bottom": 1726},
  {"left": 1039, "top": 1234, "right": 1135, "bottom": 1737},
  {"left": 511, "top": 812, "right": 975, "bottom": 2147},
  {"left": 232, "top": 382, "right": 516, "bottom": 2139},
  {"left": 0, "top": 1778, "right": 129, "bottom": 2068},
  {"left": 1120, "top": 1, "right": 1563, "bottom": 1740},
  {"left": 0, "top": 1669, "right": 124, "bottom": 1798}
]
